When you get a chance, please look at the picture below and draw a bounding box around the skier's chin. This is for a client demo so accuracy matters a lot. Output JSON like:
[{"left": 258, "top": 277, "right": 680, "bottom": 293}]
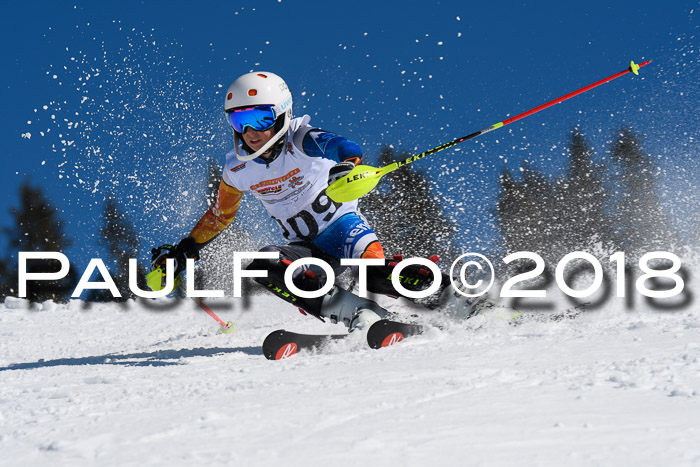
[{"left": 250, "top": 140, "right": 272, "bottom": 153}]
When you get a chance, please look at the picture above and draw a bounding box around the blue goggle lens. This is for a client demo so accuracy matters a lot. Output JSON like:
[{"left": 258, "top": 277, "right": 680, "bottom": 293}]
[{"left": 227, "top": 105, "right": 277, "bottom": 133}]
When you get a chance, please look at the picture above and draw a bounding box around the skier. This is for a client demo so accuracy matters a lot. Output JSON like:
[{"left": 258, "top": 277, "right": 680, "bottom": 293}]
[{"left": 150, "top": 71, "right": 449, "bottom": 330}]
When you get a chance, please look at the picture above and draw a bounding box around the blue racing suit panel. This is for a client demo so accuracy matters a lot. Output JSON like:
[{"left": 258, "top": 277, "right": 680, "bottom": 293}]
[
  {"left": 301, "top": 129, "right": 363, "bottom": 164},
  {"left": 312, "top": 212, "right": 379, "bottom": 259}
]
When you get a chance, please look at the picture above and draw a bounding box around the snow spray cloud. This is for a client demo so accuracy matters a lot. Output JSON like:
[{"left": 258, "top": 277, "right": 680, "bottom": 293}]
[
  {"left": 18, "top": 21, "right": 277, "bottom": 257},
  {"left": 25, "top": 22, "right": 222, "bottom": 222},
  {"left": 18, "top": 19, "right": 291, "bottom": 274}
]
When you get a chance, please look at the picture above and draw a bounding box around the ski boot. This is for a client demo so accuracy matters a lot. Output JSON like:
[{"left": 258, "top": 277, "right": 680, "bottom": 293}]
[
  {"left": 318, "top": 286, "right": 390, "bottom": 331},
  {"left": 438, "top": 288, "right": 495, "bottom": 320}
]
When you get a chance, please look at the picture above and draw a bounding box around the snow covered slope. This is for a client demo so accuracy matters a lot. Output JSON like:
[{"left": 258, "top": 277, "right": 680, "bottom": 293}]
[{"left": 1, "top": 284, "right": 699, "bottom": 466}]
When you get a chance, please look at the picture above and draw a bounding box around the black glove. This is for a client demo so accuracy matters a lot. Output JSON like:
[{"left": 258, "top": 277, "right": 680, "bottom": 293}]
[
  {"left": 327, "top": 161, "right": 356, "bottom": 186},
  {"left": 150, "top": 237, "right": 200, "bottom": 277}
]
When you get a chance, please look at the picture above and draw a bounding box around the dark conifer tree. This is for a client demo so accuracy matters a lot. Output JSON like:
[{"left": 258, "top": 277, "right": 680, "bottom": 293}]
[
  {"left": 497, "top": 130, "right": 619, "bottom": 264},
  {"left": 559, "top": 130, "right": 616, "bottom": 251},
  {"left": 610, "top": 128, "right": 678, "bottom": 254},
  {"left": 361, "top": 146, "right": 455, "bottom": 259},
  {"left": 95, "top": 196, "right": 145, "bottom": 301},
  {"left": 0, "top": 258, "right": 11, "bottom": 298},
  {"left": 0, "top": 181, "right": 77, "bottom": 302},
  {"left": 497, "top": 163, "right": 561, "bottom": 263}
]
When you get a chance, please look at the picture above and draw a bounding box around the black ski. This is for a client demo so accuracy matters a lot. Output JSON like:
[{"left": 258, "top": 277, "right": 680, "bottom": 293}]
[
  {"left": 262, "top": 330, "right": 347, "bottom": 360},
  {"left": 366, "top": 319, "right": 424, "bottom": 349}
]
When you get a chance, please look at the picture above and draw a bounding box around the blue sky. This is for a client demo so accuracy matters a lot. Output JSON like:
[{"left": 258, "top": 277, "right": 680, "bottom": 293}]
[{"left": 1, "top": 1, "right": 698, "bottom": 270}]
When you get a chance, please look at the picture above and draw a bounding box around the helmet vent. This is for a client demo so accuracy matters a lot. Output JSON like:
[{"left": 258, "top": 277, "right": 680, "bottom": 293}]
[
  {"left": 257, "top": 73, "right": 268, "bottom": 78},
  {"left": 248, "top": 89, "right": 258, "bottom": 96},
  {"left": 227, "top": 92, "right": 233, "bottom": 100}
]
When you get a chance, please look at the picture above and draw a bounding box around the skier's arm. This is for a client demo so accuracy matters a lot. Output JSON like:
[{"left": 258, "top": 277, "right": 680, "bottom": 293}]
[
  {"left": 294, "top": 128, "right": 363, "bottom": 185},
  {"left": 295, "top": 128, "right": 363, "bottom": 166},
  {"left": 148, "top": 179, "right": 241, "bottom": 285},
  {"left": 188, "top": 179, "right": 244, "bottom": 248}
]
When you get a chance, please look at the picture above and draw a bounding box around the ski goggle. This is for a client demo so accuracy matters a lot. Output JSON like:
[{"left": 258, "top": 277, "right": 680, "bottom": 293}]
[{"left": 226, "top": 105, "right": 277, "bottom": 133}]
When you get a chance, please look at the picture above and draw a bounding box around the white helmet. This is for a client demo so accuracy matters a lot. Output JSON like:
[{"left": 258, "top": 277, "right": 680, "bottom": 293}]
[{"left": 225, "top": 71, "right": 293, "bottom": 161}]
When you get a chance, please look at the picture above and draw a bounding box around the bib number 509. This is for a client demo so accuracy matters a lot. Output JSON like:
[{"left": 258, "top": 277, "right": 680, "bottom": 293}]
[{"left": 273, "top": 188, "right": 342, "bottom": 240}]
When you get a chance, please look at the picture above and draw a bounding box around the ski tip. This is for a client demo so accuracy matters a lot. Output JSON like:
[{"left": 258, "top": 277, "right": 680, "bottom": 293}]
[
  {"left": 262, "top": 330, "right": 288, "bottom": 360},
  {"left": 366, "top": 319, "right": 424, "bottom": 350}
]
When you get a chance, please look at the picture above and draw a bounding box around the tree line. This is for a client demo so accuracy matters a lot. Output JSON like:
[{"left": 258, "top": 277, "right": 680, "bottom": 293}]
[
  {"left": 497, "top": 127, "right": 681, "bottom": 265},
  {"left": 0, "top": 183, "right": 147, "bottom": 303}
]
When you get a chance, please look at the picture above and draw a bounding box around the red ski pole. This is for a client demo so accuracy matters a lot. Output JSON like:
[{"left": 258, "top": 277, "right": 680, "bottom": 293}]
[
  {"left": 327, "top": 59, "right": 652, "bottom": 202},
  {"left": 177, "top": 282, "right": 234, "bottom": 334},
  {"left": 396, "top": 60, "right": 653, "bottom": 167}
]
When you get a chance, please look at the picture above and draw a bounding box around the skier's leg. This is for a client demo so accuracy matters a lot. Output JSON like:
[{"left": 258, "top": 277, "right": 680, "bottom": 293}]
[
  {"left": 247, "top": 242, "right": 389, "bottom": 329},
  {"left": 365, "top": 256, "right": 489, "bottom": 317},
  {"left": 309, "top": 212, "right": 478, "bottom": 316},
  {"left": 312, "top": 212, "right": 385, "bottom": 261},
  {"left": 246, "top": 244, "right": 340, "bottom": 318},
  {"left": 367, "top": 256, "right": 491, "bottom": 316},
  {"left": 308, "top": 213, "right": 445, "bottom": 304},
  {"left": 317, "top": 286, "right": 390, "bottom": 329},
  {"left": 359, "top": 254, "right": 447, "bottom": 306},
  {"left": 311, "top": 213, "right": 391, "bottom": 329}
]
